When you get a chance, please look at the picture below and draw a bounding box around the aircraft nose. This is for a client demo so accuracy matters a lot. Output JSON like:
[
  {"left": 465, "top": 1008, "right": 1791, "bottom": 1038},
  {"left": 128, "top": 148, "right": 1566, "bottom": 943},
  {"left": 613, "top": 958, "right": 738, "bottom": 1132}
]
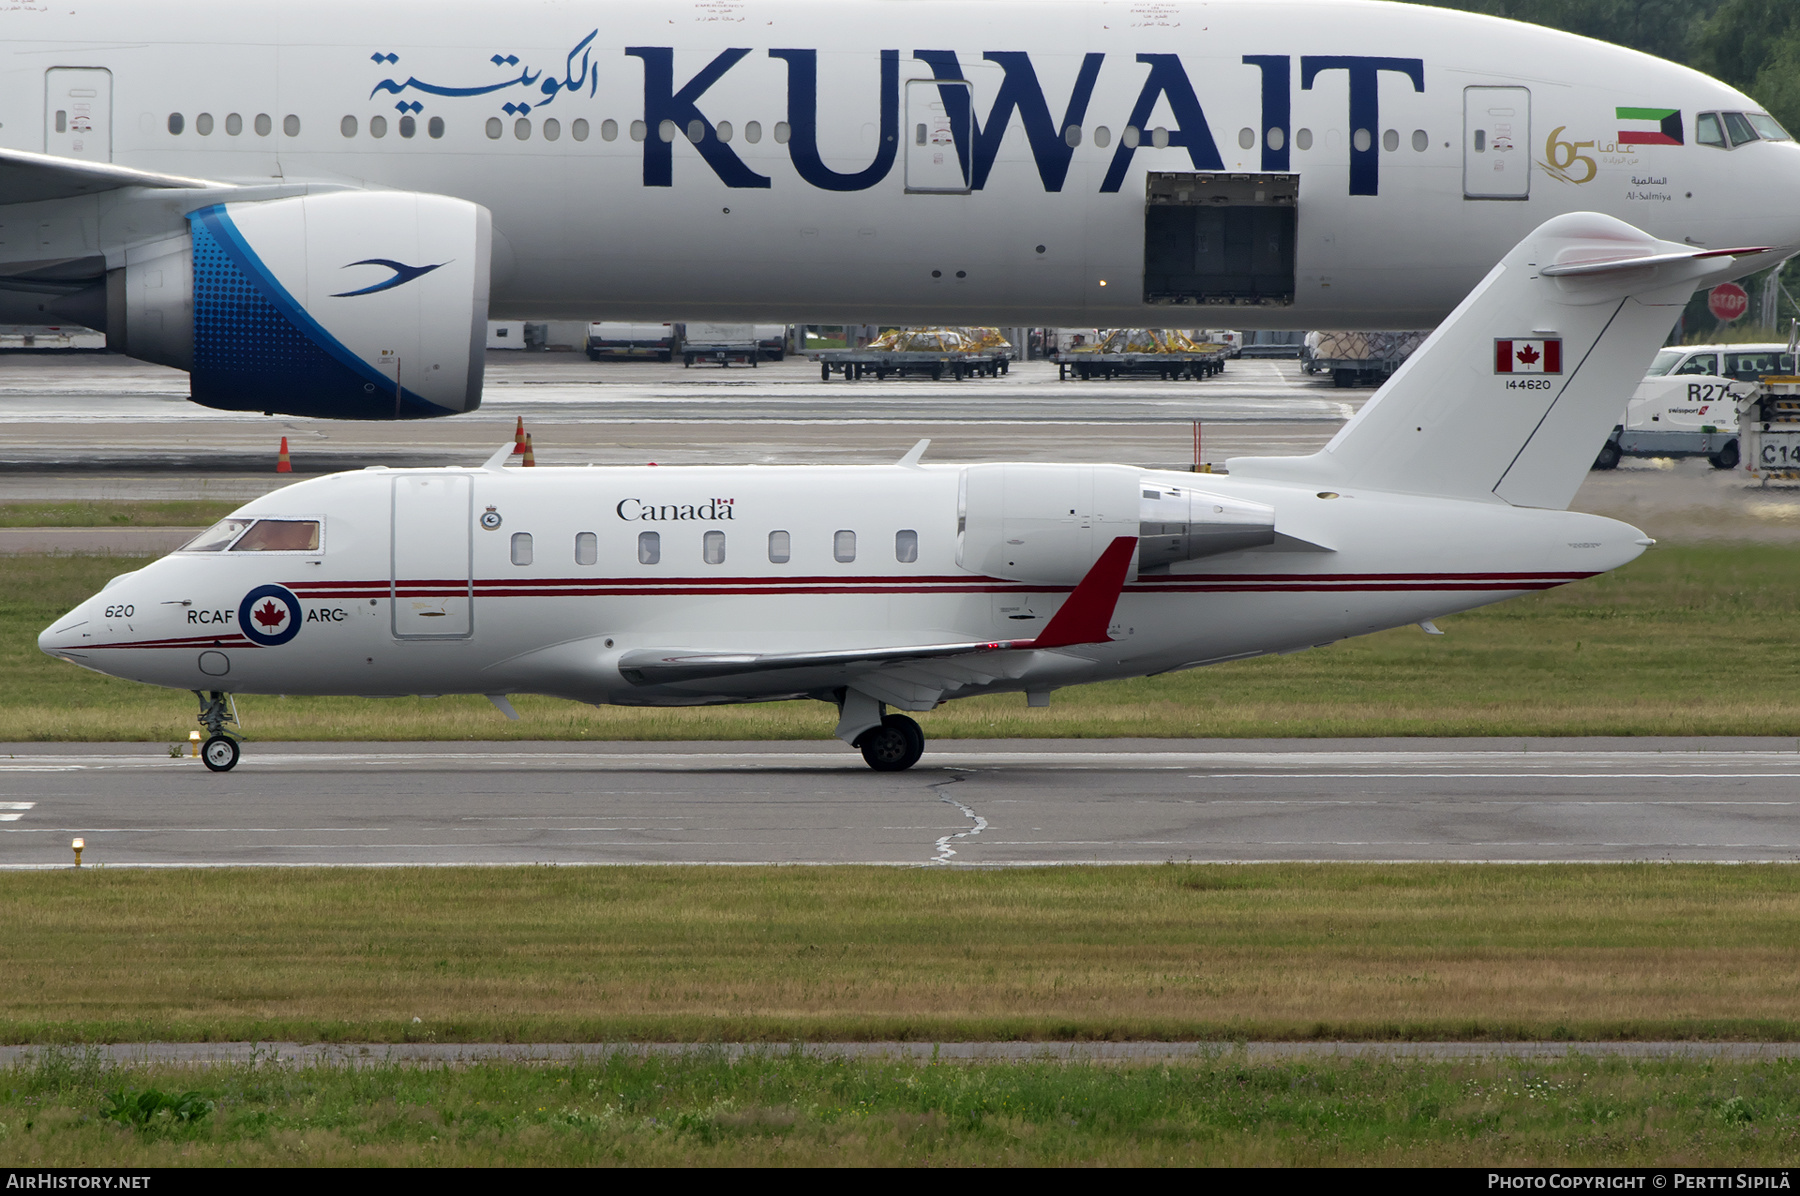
[{"left": 39, "top": 602, "right": 91, "bottom": 656}]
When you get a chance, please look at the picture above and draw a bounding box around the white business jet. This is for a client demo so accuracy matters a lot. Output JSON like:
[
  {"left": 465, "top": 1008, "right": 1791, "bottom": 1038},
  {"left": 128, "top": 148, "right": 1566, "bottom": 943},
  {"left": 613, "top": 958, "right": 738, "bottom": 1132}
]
[
  {"left": 41, "top": 212, "right": 1757, "bottom": 771},
  {"left": 1, "top": 0, "right": 1797, "bottom": 417}
]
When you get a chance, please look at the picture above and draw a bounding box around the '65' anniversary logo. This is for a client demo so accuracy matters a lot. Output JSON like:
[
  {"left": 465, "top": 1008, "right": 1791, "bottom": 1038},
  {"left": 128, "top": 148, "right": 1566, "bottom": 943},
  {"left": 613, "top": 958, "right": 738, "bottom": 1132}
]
[{"left": 239, "top": 584, "right": 303, "bottom": 647}]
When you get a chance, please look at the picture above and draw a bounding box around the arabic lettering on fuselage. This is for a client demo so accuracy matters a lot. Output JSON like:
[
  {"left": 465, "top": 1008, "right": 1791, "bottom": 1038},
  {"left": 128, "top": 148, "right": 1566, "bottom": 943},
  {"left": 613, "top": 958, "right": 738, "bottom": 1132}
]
[{"left": 369, "top": 34, "right": 1427, "bottom": 196}]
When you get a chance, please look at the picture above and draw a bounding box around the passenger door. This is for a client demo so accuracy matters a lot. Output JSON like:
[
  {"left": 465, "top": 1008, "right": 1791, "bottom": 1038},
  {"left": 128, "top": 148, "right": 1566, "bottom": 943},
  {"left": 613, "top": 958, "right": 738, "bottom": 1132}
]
[
  {"left": 1463, "top": 86, "right": 1530, "bottom": 199},
  {"left": 905, "top": 78, "right": 970, "bottom": 193},
  {"left": 391, "top": 474, "right": 473, "bottom": 638},
  {"left": 44, "top": 68, "right": 111, "bottom": 162}
]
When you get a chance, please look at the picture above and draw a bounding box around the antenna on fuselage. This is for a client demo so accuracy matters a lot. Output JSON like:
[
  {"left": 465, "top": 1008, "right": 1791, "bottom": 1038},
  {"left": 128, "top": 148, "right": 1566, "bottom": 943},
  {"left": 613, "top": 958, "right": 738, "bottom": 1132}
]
[
  {"left": 481, "top": 441, "right": 516, "bottom": 471},
  {"left": 896, "top": 439, "right": 930, "bottom": 468}
]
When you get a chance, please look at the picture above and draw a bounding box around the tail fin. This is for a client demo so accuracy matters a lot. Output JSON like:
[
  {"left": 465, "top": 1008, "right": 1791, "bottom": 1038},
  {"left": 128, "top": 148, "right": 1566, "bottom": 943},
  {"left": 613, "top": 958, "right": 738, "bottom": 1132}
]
[{"left": 1230, "top": 213, "right": 1770, "bottom": 509}]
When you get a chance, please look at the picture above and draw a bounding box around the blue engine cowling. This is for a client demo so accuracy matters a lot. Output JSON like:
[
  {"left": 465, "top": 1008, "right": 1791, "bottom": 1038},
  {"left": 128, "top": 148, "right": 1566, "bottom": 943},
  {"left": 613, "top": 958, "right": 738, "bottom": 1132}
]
[{"left": 108, "top": 190, "right": 491, "bottom": 420}]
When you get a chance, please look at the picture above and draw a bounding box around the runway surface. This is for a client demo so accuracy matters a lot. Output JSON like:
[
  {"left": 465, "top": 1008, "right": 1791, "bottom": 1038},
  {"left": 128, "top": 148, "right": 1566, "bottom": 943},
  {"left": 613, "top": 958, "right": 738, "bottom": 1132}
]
[{"left": 4, "top": 738, "right": 1799, "bottom": 868}]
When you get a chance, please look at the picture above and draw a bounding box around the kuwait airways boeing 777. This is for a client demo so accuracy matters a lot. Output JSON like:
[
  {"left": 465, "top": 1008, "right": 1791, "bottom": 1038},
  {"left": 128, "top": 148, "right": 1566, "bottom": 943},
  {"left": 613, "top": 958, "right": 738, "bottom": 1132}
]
[
  {"left": 0, "top": 0, "right": 1796, "bottom": 417},
  {"left": 41, "top": 213, "right": 1756, "bottom": 770}
]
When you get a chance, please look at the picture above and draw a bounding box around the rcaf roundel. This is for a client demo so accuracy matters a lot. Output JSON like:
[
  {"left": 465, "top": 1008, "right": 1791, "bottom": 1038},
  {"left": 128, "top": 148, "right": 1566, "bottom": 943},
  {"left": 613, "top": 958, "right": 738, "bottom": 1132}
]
[
  {"left": 1495, "top": 338, "right": 1562, "bottom": 374},
  {"left": 239, "top": 583, "right": 303, "bottom": 646}
]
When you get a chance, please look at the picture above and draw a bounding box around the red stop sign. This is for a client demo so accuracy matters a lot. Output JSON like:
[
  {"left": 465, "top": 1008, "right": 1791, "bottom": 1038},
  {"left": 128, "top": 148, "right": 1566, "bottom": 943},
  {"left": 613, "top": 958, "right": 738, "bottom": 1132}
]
[{"left": 1710, "top": 282, "right": 1750, "bottom": 322}]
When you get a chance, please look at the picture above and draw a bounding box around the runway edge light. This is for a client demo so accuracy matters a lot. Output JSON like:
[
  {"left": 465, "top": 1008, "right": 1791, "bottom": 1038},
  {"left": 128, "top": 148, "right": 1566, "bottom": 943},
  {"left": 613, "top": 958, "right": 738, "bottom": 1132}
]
[{"left": 72, "top": 837, "right": 83, "bottom": 867}]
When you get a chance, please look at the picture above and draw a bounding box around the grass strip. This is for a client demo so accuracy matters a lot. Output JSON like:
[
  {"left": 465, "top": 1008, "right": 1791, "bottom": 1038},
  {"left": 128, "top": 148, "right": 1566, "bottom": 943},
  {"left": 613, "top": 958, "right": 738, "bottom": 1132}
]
[
  {"left": 5, "top": 865, "right": 1800, "bottom": 1044},
  {"left": 3, "top": 1047, "right": 1796, "bottom": 1164},
  {"left": 9, "top": 544, "right": 1800, "bottom": 739},
  {"left": 0, "top": 500, "right": 237, "bottom": 529}
]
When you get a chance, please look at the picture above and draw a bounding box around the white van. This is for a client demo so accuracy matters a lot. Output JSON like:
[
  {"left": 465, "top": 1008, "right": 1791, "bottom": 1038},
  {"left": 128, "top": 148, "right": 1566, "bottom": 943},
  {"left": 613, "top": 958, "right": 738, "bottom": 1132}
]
[{"left": 1595, "top": 343, "right": 1795, "bottom": 470}]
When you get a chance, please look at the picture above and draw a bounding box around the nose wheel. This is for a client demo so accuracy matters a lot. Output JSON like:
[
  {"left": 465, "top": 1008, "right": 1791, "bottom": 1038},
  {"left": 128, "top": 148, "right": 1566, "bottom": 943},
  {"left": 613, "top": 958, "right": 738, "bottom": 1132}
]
[
  {"left": 192, "top": 690, "right": 243, "bottom": 773},
  {"left": 856, "top": 714, "right": 925, "bottom": 771},
  {"left": 201, "top": 735, "right": 240, "bottom": 772}
]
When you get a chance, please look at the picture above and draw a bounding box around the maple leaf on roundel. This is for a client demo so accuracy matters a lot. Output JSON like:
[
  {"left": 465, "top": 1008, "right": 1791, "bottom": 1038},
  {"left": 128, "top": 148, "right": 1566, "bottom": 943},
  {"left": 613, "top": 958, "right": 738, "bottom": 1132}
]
[
  {"left": 1515, "top": 344, "right": 1541, "bottom": 366},
  {"left": 253, "top": 599, "right": 288, "bottom": 629}
]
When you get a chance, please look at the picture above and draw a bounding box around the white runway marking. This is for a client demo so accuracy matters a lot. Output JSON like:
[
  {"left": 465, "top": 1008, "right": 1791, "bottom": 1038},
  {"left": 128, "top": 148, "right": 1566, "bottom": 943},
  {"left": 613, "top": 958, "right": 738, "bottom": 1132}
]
[{"left": 0, "top": 802, "right": 33, "bottom": 821}]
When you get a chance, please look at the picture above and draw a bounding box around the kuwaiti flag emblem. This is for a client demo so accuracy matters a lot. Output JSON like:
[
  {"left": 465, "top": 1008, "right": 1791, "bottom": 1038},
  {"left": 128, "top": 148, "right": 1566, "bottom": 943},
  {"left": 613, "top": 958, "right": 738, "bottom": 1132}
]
[
  {"left": 1495, "top": 338, "right": 1562, "bottom": 374},
  {"left": 1617, "top": 107, "right": 1683, "bottom": 146}
]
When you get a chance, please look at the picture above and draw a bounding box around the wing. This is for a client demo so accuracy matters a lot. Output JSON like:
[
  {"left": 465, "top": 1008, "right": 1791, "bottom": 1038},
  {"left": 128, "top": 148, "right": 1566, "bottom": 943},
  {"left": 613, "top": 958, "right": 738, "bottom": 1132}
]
[
  {"left": 616, "top": 536, "right": 1139, "bottom": 704},
  {"left": 0, "top": 146, "right": 219, "bottom": 205}
]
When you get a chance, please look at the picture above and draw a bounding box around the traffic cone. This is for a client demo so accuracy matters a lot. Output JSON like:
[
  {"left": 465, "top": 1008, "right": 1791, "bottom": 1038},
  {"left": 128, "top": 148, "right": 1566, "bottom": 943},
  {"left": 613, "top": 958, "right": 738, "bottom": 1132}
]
[
  {"left": 522, "top": 433, "right": 536, "bottom": 467},
  {"left": 276, "top": 436, "right": 292, "bottom": 473},
  {"left": 511, "top": 416, "right": 526, "bottom": 455}
]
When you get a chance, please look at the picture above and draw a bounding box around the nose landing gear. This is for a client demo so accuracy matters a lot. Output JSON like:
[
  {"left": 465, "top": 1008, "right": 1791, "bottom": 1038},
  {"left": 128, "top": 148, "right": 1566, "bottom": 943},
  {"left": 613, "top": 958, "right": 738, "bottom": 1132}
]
[{"left": 193, "top": 690, "right": 242, "bottom": 773}]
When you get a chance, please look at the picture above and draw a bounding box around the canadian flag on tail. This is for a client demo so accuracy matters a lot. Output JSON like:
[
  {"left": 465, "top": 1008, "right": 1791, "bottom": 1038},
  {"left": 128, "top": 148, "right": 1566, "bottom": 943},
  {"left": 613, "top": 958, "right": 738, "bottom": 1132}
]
[{"left": 1494, "top": 338, "right": 1562, "bottom": 374}]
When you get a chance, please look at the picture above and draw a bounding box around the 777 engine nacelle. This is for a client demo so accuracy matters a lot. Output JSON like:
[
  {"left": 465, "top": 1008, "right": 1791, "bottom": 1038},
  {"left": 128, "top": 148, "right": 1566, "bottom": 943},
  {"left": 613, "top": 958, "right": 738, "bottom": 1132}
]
[{"left": 108, "top": 189, "right": 492, "bottom": 420}]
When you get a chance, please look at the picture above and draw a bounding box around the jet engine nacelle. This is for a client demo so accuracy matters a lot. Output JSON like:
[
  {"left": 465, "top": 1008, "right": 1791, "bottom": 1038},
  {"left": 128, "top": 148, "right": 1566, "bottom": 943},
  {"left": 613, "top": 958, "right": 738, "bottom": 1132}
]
[
  {"left": 957, "top": 463, "right": 1276, "bottom": 585},
  {"left": 106, "top": 190, "right": 491, "bottom": 419}
]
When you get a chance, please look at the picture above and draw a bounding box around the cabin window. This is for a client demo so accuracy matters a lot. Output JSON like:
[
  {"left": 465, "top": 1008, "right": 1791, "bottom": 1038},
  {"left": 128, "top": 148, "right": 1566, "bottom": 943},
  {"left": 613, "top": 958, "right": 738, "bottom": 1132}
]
[
  {"left": 631, "top": 120, "right": 647, "bottom": 141},
  {"left": 637, "top": 531, "right": 660, "bottom": 565},
  {"left": 1238, "top": 127, "right": 1254, "bottom": 149},
  {"left": 774, "top": 121, "right": 791, "bottom": 144},
  {"left": 573, "top": 118, "right": 590, "bottom": 141},
  {"left": 428, "top": 116, "right": 445, "bottom": 139},
  {"left": 1411, "top": 128, "right": 1428, "bottom": 151},
  {"left": 575, "top": 532, "right": 597, "bottom": 566},
  {"left": 283, "top": 114, "right": 301, "bottom": 136},
  {"left": 1727, "top": 351, "right": 1793, "bottom": 380},
  {"left": 1352, "top": 127, "right": 1371, "bottom": 152},
  {"left": 486, "top": 117, "right": 503, "bottom": 140},
  {"left": 229, "top": 519, "right": 322, "bottom": 553},
  {"left": 370, "top": 115, "right": 388, "bottom": 138},
  {"left": 687, "top": 119, "right": 704, "bottom": 143},
  {"left": 1093, "top": 125, "right": 1111, "bottom": 148},
  {"left": 167, "top": 113, "right": 184, "bottom": 135},
  {"left": 255, "top": 113, "right": 272, "bottom": 137},
  {"left": 515, "top": 118, "right": 531, "bottom": 140},
  {"left": 399, "top": 115, "right": 415, "bottom": 139},
  {"left": 895, "top": 529, "right": 918, "bottom": 563},
  {"left": 745, "top": 120, "right": 763, "bottom": 144},
  {"left": 196, "top": 113, "right": 214, "bottom": 136},
  {"left": 1151, "top": 126, "right": 1169, "bottom": 148},
  {"left": 598, "top": 119, "right": 614, "bottom": 141},
  {"left": 1295, "top": 127, "right": 1312, "bottom": 150},
  {"left": 716, "top": 120, "right": 733, "bottom": 142},
  {"left": 768, "top": 530, "right": 791, "bottom": 563},
  {"left": 1122, "top": 125, "right": 1140, "bottom": 148},
  {"left": 1382, "top": 128, "right": 1398, "bottom": 151},
  {"left": 543, "top": 118, "right": 561, "bottom": 141},
  {"left": 510, "top": 532, "right": 533, "bottom": 566},
  {"left": 340, "top": 115, "right": 357, "bottom": 138},
  {"left": 179, "top": 518, "right": 252, "bottom": 553},
  {"left": 834, "top": 530, "right": 856, "bottom": 563},
  {"left": 703, "top": 530, "right": 726, "bottom": 564},
  {"left": 659, "top": 119, "right": 677, "bottom": 143},
  {"left": 226, "top": 113, "right": 243, "bottom": 136},
  {"left": 1064, "top": 124, "right": 1081, "bottom": 147}
]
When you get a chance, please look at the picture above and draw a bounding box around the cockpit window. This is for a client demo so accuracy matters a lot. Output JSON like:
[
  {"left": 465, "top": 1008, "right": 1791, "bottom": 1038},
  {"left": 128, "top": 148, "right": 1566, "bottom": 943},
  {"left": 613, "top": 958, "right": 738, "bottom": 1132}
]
[
  {"left": 1697, "top": 112, "right": 1726, "bottom": 147},
  {"left": 1646, "top": 349, "right": 1683, "bottom": 376},
  {"left": 1749, "top": 112, "right": 1791, "bottom": 141},
  {"left": 1724, "top": 111, "right": 1760, "bottom": 147},
  {"left": 178, "top": 518, "right": 253, "bottom": 552},
  {"left": 228, "top": 519, "right": 321, "bottom": 552}
]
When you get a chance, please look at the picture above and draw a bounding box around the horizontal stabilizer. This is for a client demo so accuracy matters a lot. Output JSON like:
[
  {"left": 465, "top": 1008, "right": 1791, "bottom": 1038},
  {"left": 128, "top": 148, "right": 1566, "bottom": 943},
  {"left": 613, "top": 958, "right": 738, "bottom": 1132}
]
[
  {"left": 0, "top": 146, "right": 219, "bottom": 206},
  {"left": 1229, "top": 213, "right": 1772, "bottom": 510}
]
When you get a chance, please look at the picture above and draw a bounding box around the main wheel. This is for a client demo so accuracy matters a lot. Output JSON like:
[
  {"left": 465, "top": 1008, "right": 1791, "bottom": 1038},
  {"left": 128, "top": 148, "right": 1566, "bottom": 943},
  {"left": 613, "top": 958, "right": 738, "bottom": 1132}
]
[
  {"left": 201, "top": 734, "right": 239, "bottom": 773},
  {"left": 821, "top": 362, "right": 831, "bottom": 382},
  {"left": 857, "top": 714, "right": 925, "bottom": 772},
  {"left": 1710, "top": 440, "right": 1740, "bottom": 470},
  {"left": 1592, "top": 440, "right": 1622, "bottom": 471}
]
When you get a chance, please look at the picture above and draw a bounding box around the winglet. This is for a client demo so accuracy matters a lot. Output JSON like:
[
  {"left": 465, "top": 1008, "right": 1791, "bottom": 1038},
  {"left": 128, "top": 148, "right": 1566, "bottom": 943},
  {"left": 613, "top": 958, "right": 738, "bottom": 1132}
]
[
  {"left": 897, "top": 438, "right": 930, "bottom": 468},
  {"left": 481, "top": 441, "right": 515, "bottom": 471},
  {"left": 1023, "top": 536, "right": 1137, "bottom": 649}
]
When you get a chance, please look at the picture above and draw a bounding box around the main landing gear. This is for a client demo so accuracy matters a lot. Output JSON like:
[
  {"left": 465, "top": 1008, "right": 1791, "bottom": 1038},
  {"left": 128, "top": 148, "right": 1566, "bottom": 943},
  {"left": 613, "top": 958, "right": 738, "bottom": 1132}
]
[
  {"left": 194, "top": 690, "right": 242, "bottom": 773},
  {"left": 855, "top": 714, "right": 925, "bottom": 772}
]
